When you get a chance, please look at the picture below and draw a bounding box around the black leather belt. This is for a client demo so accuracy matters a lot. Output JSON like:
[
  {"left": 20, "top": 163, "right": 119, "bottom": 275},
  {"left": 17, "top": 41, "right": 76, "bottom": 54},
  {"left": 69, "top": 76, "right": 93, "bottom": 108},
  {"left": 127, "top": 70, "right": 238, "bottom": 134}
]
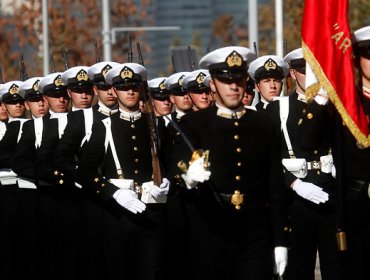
[{"left": 345, "top": 178, "right": 369, "bottom": 192}]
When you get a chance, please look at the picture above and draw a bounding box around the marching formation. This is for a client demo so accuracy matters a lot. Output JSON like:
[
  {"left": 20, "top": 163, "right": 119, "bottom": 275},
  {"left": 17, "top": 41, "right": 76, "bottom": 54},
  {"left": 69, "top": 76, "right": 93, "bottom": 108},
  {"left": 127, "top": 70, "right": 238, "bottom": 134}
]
[{"left": 0, "top": 26, "right": 369, "bottom": 280}]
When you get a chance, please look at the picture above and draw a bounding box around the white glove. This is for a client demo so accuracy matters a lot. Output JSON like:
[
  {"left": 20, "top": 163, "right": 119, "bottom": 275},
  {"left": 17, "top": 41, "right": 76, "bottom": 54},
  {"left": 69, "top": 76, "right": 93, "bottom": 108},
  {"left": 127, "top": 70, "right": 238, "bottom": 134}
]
[
  {"left": 109, "top": 179, "right": 134, "bottom": 189},
  {"left": 292, "top": 179, "right": 329, "bottom": 204},
  {"left": 181, "top": 157, "right": 211, "bottom": 189},
  {"left": 113, "top": 189, "right": 146, "bottom": 214},
  {"left": 331, "top": 165, "right": 336, "bottom": 178},
  {"left": 141, "top": 178, "right": 170, "bottom": 203},
  {"left": 274, "top": 246, "right": 288, "bottom": 276}
]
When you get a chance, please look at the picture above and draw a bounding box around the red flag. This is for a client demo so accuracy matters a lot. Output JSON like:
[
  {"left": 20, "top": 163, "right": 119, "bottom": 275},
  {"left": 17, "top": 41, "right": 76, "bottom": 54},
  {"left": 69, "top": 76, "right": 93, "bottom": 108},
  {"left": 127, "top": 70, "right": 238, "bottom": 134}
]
[{"left": 302, "top": 0, "right": 370, "bottom": 148}]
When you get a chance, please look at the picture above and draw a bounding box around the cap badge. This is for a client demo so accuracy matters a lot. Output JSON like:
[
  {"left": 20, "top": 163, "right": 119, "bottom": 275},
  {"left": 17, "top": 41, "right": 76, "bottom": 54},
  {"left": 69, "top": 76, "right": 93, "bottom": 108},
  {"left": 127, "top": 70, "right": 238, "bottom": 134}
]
[
  {"left": 32, "top": 80, "right": 40, "bottom": 92},
  {"left": 76, "top": 69, "right": 88, "bottom": 81},
  {"left": 196, "top": 72, "right": 206, "bottom": 84},
  {"left": 9, "top": 84, "right": 19, "bottom": 95},
  {"left": 101, "top": 64, "right": 112, "bottom": 78},
  {"left": 159, "top": 79, "right": 166, "bottom": 90},
  {"left": 226, "top": 51, "right": 243, "bottom": 67},
  {"left": 264, "top": 58, "right": 277, "bottom": 71},
  {"left": 54, "top": 75, "right": 64, "bottom": 86},
  {"left": 120, "top": 66, "right": 134, "bottom": 79},
  {"left": 178, "top": 75, "right": 185, "bottom": 86}
]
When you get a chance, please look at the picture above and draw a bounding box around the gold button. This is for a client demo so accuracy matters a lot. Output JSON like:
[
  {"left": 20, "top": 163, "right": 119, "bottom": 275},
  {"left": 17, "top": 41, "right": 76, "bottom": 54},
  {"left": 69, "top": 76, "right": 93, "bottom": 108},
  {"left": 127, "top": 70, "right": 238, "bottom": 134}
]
[
  {"left": 317, "top": 171, "right": 321, "bottom": 175},
  {"left": 236, "top": 147, "right": 242, "bottom": 153},
  {"left": 101, "top": 184, "right": 105, "bottom": 188},
  {"left": 135, "top": 158, "right": 139, "bottom": 163},
  {"left": 303, "top": 109, "right": 306, "bottom": 113},
  {"left": 96, "top": 190, "right": 100, "bottom": 194},
  {"left": 236, "top": 175, "right": 241, "bottom": 181},
  {"left": 131, "top": 124, "right": 135, "bottom": 128},
  {"left": 134, "top": 170, "right": 139, "bottom": 174},
  {"left": 298, "top": 119, "right": 303, "bottom": 125},
  {"left": 59, "top": 179, "right": 64, "bottom": 185},
  {"left": 307, "top": 113, "right": 313, "bottom": 119},
  {"left": 132, "top": 135, "right": 136, "bottom": 140},
  {"left": 134, "top": 147, "right": 138, "bottom": 151},
  {"left": 234, "top": 121, "right": 239, "bottom": 127},
  {"left": 234, "top": 135, "right": 239, "bottom": 140},
  {"left": 314, "top": 150, "right": 318, "bottom": 154},
  {"left": 237, "top": 162, "right": 242, "bottom": 167}
]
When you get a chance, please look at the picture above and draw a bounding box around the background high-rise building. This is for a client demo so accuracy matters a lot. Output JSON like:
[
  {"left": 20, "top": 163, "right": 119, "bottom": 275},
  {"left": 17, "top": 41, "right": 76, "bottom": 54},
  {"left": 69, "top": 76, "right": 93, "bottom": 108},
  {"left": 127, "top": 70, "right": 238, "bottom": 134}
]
[{"left": 144, "top": 0, "right": 249, "bottom": 77}]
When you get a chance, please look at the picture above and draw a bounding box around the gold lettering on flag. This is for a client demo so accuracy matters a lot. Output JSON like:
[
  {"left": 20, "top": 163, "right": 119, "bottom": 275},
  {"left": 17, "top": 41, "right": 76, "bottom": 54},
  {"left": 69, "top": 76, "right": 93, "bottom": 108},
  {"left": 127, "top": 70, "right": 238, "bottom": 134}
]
[{"left": 331, "top": 23, "right": 351, "bottom": 54}]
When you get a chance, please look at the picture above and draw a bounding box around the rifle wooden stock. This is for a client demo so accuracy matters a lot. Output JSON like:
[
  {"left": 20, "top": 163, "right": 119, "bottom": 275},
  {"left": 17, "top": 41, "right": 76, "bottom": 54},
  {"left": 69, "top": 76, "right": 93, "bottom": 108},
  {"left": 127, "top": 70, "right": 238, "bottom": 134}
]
[{"left": 143, "top": 82, "right": 162, "bottom": 186}]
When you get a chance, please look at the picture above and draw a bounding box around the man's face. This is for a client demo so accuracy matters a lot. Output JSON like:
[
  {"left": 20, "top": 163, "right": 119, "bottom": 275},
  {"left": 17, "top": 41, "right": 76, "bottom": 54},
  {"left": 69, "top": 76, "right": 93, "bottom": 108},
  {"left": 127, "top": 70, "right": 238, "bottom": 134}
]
[
  {"left": 170, "top": 93, "right": 193, "bottom": 112},
  {"left": 210, "top": 77, "right": 246, "bottom": 110},
  {"left": 46, "top": 90, "right": 70, "bottom": 113},
  {"left": 189, "top": 89, "right": 212, "bottom": 111},
  {"left": 0, "top": 102, "right": 8, "bottom": 121},
  {"left": 25, "top": 96, "right": 49, "bottom": 118},
  {"left": 256, "top": 77, "right": 283, "bottom": 102},
  {"left": 5, "top": 101, "right": 26, "bottom": 118},
  {"left": 113, "top": 83, "right": 142, "bottom": 112},
  {"left": 152, "top": 98, "right": 172, "bottom": 116},
  {"left": 290, "top": 68, "right": 306, "bottom": 94},
  {"left": 359, "top": 56, "right": 370, "bottom": 83},
  {"left": 68, "top": 85, "right": 94, "bottom": 109},
  {"left": 93, "top": 84, "right": 117, "bottom": 108}
]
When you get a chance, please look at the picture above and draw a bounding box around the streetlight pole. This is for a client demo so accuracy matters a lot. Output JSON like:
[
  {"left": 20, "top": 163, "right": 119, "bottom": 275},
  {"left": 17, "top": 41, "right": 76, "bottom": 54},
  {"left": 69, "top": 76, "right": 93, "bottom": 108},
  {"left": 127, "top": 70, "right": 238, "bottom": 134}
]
[
  {"left": 275, "top": 0, "right": 284, "bottom": 57},
  {"left": 42, "top": 0, "right": 49, "bottom": 76},
  {"left": 102, "top": 0, "right": 112, "bottom": 61},
  {"left": 248, "top": 0, "right": 258, "bottom": 53}
]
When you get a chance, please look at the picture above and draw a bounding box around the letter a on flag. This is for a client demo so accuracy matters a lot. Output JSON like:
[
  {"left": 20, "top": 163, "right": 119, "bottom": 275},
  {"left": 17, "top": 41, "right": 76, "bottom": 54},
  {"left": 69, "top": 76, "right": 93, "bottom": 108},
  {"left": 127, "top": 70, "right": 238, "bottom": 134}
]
[{"left": 302, "top": 0, "right": 370, "bottom": 147}]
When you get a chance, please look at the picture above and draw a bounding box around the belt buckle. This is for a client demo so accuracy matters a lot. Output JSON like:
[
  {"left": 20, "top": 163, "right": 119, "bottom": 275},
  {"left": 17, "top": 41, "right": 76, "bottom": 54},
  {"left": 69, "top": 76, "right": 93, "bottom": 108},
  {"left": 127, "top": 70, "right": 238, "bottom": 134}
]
[
  {"left": 312, "top": 161, "right": 321, "bottom": 170},
  {"left": 231, "top": 190, "right": 244, "bottom": 210}
]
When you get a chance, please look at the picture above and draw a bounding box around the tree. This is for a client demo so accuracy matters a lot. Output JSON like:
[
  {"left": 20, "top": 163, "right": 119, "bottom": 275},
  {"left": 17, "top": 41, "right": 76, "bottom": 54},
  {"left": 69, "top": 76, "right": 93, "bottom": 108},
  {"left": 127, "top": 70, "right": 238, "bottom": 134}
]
[{"left": 0, "top": 0, "right": 152, "bottom": 80}]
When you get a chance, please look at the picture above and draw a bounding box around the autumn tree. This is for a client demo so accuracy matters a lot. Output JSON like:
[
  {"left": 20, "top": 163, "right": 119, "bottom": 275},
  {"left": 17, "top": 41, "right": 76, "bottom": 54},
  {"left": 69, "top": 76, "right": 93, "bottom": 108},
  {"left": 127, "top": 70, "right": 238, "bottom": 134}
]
[{"left": 0, "top": 0, "right": 152, "bottom": 80}]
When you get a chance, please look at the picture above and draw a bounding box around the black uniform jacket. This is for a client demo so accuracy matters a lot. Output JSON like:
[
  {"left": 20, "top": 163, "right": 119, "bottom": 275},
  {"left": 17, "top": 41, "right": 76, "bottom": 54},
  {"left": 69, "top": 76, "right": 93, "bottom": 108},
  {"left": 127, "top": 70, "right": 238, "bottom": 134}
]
[
  {"left": 267, "top": 92, "right": 337, "bottom": 208},
  {"left": 54, "top": 108, "right": 113, "bottom": 180},
  {"left": 0, "top": 120, "right": 25, "bottom": 169},
  {"left": 172, "top": 105, "right": 288, "bottom": 246},
  {"left": 76, "top": 112, "right": 170, "bottom": 202}
]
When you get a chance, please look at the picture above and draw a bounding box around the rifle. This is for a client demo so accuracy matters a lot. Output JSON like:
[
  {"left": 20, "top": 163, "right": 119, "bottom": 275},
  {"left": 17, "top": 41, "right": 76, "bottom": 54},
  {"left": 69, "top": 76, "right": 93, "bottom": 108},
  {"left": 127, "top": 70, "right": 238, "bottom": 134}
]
[
  {"left": 187, "top": 46, "right": 197, "bottom": 71},
  {"left": 50, "top": 55, "right": 56, "bottom": 73},
  {"left": 128, "top": 33, "right": 133, "bottom": 63},
  {"left": 0, "top": 65, "right": 4, "bottom": 84},
  {"left": 253, "top": 42, "right": 259, "bottom": 57},
  {"left": 62, "top": 48, "right": 69, "bottom": 70},
  {"left": 136, "top": 41, "right": 162, "bottom": 186},
  {"left": 94, "top": 41, "right": 101, "bottom": 63},
  {"left": 20, "top": 54, "right": 28, "bottom": 81},
  {"left": 171, "top": 55, "right": 177, "bottom": 74}
]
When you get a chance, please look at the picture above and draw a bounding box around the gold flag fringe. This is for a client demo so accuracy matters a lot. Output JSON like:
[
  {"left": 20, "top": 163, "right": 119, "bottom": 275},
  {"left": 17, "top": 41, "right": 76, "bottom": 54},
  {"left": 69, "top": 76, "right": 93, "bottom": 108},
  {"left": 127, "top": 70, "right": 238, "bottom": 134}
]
[{"left": 302, "top": 41, "right": 370, "bottom": 148}]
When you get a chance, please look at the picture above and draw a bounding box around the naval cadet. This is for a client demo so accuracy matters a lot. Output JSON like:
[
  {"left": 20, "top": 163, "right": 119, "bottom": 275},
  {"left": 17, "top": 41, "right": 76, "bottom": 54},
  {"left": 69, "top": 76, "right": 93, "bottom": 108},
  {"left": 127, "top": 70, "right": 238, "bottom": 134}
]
[
  {"left": 184, "top": 69, "right": 213, "bottom": 111},
  {"left": 148, "top": 77, "right": 173, "bottom": 117},
  {"left": 248, "top": 55, "right": 289, "bottom": 111},
  {"left": 266, "top": 48, "right": 342, "bottom": 280},
  {"left": 76, "top": 62, "right": 170, "bottom": 280},
  {"left": 172, "top": 46, "right": 288, "bottom": 280}
]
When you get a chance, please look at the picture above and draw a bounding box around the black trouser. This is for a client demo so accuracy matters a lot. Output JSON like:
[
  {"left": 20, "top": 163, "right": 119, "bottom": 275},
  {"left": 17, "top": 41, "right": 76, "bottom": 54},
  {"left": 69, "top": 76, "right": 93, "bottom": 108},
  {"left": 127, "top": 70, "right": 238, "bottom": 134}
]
[
  {"left": 287, "top": 199, "right": 343, "bottom": 280},
  {"left": 342, "top": 178, "right": 370, "bottom": 280},
  {"left": 180, "top": 197, "right": 274, "bottom": 280}
]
